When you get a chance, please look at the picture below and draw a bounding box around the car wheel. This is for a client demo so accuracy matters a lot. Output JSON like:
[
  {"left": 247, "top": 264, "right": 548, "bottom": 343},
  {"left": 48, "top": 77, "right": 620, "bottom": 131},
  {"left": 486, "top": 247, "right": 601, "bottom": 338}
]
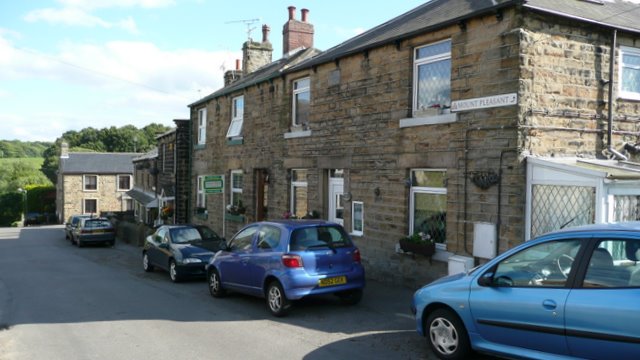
[
  {"left": 425, "top": 308, "right": 471, "bottom": 360},
  {"left": 266, "top": 281, "right": 290, "bottom": 317},
  {"left": 169, "top": 260, "right": 181, "bottom": 283},
  {"left": 208, "top": 269, "right": 225, "bottom": 298},
  {"left": 336, "top": 289, "right": 363, "bottom": 305},
  {"left": 142, "top": 252, "right": 154, "bottom": 272}
]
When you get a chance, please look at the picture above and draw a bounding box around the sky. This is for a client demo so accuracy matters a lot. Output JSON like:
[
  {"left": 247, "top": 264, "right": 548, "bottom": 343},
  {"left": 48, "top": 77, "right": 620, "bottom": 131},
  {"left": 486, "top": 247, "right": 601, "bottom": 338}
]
[{"left": 0, "top": 0, "right": 428, "bottom": 142}]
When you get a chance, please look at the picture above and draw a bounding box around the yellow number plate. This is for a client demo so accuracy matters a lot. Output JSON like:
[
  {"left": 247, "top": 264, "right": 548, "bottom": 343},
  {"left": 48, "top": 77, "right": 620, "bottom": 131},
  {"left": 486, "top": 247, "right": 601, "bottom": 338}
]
[{"left": 318, "top": 276, "right": 347, "bottom": 287}]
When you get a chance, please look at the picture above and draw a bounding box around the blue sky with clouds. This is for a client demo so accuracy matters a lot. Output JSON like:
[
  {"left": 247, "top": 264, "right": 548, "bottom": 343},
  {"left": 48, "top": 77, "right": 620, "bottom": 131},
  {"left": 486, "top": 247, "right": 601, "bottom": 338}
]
[{"left": 0, "top": 0, "right": 427, "bottom": 142}]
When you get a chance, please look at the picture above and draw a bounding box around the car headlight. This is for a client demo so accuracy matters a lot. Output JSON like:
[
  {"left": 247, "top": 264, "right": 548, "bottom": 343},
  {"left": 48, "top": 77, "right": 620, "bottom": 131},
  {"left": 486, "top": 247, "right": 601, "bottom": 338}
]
[{"left": 181, "top": 258, "right": 202, "bottom": 264}]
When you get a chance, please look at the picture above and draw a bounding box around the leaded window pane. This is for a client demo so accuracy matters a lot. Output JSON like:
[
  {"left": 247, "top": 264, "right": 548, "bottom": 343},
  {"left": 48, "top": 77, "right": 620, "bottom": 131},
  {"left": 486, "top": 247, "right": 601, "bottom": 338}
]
[{"left": 416, "top": 58, "right": 451, "bottom": 111}]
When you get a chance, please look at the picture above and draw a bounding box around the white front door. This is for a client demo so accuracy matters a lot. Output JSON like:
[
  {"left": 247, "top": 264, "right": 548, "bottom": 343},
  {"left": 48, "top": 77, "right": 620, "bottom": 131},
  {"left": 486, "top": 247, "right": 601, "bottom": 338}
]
[{"left": 329, "top": 178, "right": 344, "bottom": 225}]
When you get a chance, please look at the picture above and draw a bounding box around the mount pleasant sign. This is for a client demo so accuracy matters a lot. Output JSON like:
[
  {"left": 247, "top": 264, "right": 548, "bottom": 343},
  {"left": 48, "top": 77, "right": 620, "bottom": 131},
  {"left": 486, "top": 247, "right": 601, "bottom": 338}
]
[{"left": 451, "top": 93, "right": 517, "bottom": 112}]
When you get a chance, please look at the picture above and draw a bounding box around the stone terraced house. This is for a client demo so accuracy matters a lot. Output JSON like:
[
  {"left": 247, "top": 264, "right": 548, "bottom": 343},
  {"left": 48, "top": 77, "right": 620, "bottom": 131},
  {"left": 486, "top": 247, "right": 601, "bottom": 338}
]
[
  {"left": 56, "top": 143, "right": 137, "bottom": 223},
  {"left": 187, "top": 0, "right": 640, "bottom": 287}
]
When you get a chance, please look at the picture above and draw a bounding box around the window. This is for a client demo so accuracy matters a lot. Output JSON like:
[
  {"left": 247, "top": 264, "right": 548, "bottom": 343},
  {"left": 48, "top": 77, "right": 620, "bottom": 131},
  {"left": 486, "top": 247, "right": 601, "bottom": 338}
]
[
  {"left": 352, "top": 201, "right": 364, "bottom": 236},
  {"left": 413, "top": 39, "right": 451, "bottom": 117},
  {"left": 196, "top": 176, "right": 206, "bottom": 208},
  {"left": 290, "top": 169, "right": 308, "bottom": 218},
  {"left": 117, "top": 175, "right": 132, "bottom": 191},
  {"left": 229, "top": 225, "right": 257, "bottom": 251},
  {"left": 583, "top": 239, "right": 639, "bottom": 288},
  {"left": 230, "top": 170, "right": 243, "bottom": 208},
  {"left": 292, "top": 77, "right": 310, "bottom": 127},
  {"left": 410, "top": 169, "right": 447, "bottom": 246},
  {"left": 489, "top": 239, "right": 582, "bottom": 287},
  {"left": 226, "top": 96, "right": 244, "bottom": 138},
  {"left": 84, "top": 199, "right": 97, "bottom": 214},
  {"left": 197, "top": 108, "right": 207, "bottom": 145},
  {"left": 123, "top": 198, "right": 134, "bottom": 211},
  {"left": 257, "top": 225, "right": 281, "bottom": 250},
  {"left": 620, "top": 46, "right": 640, "bottom": 100},
  {"left": 83, "top": 175, "right": 98, "bottom": 191}
]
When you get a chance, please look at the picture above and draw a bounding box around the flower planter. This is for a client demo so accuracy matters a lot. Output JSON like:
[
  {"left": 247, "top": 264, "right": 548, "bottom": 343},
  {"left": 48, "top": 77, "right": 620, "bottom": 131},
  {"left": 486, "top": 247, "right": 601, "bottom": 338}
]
[{"left": 399, "top": 239, "right": 435, "bottom": 257}]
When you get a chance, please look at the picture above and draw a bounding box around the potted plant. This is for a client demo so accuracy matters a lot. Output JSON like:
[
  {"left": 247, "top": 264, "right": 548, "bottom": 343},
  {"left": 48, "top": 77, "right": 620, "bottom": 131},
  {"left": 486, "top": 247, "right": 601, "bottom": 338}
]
[
  {"left": 226, "top": 200, "right": 246, "bottom": 216},
  {"left": 399, "top": 231, "right": 436, "bottom": 257}
]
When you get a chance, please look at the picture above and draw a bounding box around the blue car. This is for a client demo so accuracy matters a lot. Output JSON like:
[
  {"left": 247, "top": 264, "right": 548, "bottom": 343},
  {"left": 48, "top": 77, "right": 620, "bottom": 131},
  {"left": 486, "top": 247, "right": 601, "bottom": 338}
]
[
  {"left": 412, "top": 222, "right": 640, "bottom": 360},
  {"left": 206, "top": 220, "right": 365, "bottom": 316},
  {"left": 143, "top": 225, "right": 223, "bottom": 283}
]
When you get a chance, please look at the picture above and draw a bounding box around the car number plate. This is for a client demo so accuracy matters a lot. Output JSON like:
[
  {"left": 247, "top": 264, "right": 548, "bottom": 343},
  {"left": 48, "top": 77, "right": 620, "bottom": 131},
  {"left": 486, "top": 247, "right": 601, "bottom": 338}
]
[{"left": 318, "top": 276, "right": 347, "bottom": 287}]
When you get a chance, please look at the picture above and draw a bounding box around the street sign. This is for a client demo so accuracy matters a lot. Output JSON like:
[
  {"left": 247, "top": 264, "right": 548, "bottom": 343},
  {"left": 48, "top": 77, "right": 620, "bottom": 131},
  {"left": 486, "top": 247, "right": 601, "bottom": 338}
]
[{"left": 204, "top": 175, "right": 224, "bottom": 194}]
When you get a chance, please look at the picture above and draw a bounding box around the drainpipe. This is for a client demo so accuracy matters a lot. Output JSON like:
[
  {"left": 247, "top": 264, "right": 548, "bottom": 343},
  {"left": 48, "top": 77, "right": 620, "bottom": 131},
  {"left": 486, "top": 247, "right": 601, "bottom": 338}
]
[{"left": 606, "top": 29, "right": 628, "bottom": 160}]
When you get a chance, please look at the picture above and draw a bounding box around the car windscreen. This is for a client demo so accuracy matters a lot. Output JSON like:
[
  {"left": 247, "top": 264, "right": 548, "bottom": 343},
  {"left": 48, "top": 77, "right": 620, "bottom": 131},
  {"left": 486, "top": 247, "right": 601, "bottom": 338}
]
[
  {"left": 290, "top": 226, "right": 352, "bottom": 251},
  {"left": 170, "top": 227, "right": 203, "bottom": 244},
  {"left": 196, "top": 226, "right": 221, "bottom": 241}
]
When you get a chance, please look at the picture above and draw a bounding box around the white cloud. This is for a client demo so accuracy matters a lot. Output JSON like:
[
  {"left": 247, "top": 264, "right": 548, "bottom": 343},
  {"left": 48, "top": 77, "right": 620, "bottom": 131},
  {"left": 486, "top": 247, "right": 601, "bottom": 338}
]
[
  {"left": 0, "top": 30, "right": 239, "bottom": 141},
  {"left": 24, "top": 7, "right": 111, "bottom": 28},
  {"left": 57, "top": 0, "right": 175, "bottom": 10},
  {"left": 24, "top": 7, "right": 140, "bottom": 34}
]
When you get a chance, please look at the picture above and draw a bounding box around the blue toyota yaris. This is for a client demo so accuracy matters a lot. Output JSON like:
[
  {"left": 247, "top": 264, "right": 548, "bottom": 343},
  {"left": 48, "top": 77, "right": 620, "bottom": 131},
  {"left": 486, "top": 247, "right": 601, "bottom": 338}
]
[
  {"left": 206, "top": 220, "right": 365, "bottom": 316},
  {"left": 412, "top": 222, "right": 640, "bottom": 360}
]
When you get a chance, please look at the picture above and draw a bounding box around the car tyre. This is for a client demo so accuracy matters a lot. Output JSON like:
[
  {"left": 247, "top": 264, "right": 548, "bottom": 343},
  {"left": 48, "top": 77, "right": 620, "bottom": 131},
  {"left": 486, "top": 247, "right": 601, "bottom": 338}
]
[
  {"left": 266, "top": 281, "right": 291, "bottom": 317},
  {"left": 142, "top": 252, "right": 154, "bottom": 272},
  {"left": 169, "top": 260, "right": 181, "bottom": 283},
  {"left": 425, "top": 308, "right": 471, "bottom": 360},
  {"left": 336, "top": 289, "right": 363, "bottom": 305},
  {"left": 208, "top": 269, "right": 225, "bottom": 298}
]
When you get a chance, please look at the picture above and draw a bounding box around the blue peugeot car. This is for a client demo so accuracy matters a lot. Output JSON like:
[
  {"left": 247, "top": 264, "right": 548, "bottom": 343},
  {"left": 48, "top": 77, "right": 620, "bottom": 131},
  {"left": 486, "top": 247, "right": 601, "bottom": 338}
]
[
  {"left": 206, "top": 220, "right": 365, "bottom": 316},
  {"left": 412, "top": 222, "right": 640, "bottom": 360}
]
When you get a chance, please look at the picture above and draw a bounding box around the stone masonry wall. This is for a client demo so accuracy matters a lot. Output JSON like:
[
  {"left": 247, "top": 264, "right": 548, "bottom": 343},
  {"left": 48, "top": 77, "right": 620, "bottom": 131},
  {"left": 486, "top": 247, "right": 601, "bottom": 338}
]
[
  {"left": 519, "top": 10, "right": 640, "bottom": 160},
  {"left": 62, "top": 174, "right": 128, "bottom": 220}
]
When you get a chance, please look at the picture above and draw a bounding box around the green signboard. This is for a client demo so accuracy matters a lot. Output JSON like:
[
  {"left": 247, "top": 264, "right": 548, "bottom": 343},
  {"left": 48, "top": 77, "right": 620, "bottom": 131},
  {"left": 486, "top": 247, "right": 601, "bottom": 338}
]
[{"left": 204, "top": 175, "right": 224, "bottom": 194}]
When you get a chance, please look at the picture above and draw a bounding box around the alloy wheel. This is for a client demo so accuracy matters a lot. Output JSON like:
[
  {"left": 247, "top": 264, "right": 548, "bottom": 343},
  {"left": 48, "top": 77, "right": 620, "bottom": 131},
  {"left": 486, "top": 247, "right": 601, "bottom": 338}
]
[{"left": 429, "top": 316, "right": 459, "bottom": 356}]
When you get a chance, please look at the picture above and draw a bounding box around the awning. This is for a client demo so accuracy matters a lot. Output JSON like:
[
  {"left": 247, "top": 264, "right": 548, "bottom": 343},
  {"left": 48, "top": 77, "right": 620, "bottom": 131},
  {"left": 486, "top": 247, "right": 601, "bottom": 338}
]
[{"left": 126, "top": 188, "right": 159, "bottom": 208}]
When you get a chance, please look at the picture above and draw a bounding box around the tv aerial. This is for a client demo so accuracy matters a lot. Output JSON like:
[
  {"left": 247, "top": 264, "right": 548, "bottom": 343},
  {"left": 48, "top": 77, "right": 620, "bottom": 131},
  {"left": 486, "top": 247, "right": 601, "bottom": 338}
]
[{"left": 225, "top": 18, "right": 261, "bottom": 41}]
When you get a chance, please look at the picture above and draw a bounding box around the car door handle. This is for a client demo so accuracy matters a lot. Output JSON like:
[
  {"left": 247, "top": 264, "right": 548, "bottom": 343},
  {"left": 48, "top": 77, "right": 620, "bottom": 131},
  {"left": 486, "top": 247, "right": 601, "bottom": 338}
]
[{"left": 542, "top": 299, "right": 557, "bottom": 310}]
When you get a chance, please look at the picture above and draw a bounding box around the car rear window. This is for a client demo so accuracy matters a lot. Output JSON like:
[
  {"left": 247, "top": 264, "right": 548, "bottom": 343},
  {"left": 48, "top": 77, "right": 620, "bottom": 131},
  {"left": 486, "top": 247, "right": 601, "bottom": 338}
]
[
  {"left": 290, "top": 226, "right": 352, "bottom": 251},
  {"left": 83, "top": 219, "right": 111, "bottom": 228}
]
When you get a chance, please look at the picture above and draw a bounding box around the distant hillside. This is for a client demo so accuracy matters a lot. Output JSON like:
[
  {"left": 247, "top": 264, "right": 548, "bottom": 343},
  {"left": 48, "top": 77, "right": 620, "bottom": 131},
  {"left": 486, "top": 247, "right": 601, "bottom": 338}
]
[{"left": 0, "top": 140, "right": 52, "bottom": 158}]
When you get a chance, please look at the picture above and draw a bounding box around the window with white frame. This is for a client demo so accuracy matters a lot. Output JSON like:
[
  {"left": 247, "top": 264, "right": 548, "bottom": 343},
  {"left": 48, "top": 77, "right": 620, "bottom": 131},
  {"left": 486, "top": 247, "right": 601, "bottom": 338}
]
[
  {"left": 117, "top": 175, "right": 132, "bottom": 191},
  {"left": 352, "top": 201, "right": 364, "bottom": 236},
  {"left": 84, "top": 199, "right": 97, "bottom": 214},
  {"left": 413, "top": 39, "right": 451, "bottom": 117},
  {"left": 123, "top": 198, "right": 134, "bottom": 211},
  {"left": 620, "top": 46, "right": 640, "bottom": 100},
  {"left": 196, "top": 176, "right": 206, "bottom": 208},
  {"left": 409, "top": 169, "right": 447, "bottom": 246},
  {"left": 292, "top": 77, "right": 310, "bottom": 127},
  {"left": 226, "top": 96, "right": 244, "bottom": 138},
  {"left": 290, "top": 169, "right": 308, "bottom": 218},
  {"left": 230, "top": 170, "right": 244, "bottom": 208},
  {"left": 197, "top": 108, "right": 207, "bottom": 145},
  {"left": 83, "top": 175, "right": 98, "bottom": 191}
]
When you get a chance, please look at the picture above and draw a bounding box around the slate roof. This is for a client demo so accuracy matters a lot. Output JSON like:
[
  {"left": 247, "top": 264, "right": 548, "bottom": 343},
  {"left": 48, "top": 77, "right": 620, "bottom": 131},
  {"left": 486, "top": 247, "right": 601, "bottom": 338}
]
[
  {"left": 189, "top": 47, "right": 321, "bottom": 108},
  {"left": 288, "top": 0, "right": 640, "bottom": 72},
  {"left": 60, "top": 152, "right": 136, "bottom": 174}
]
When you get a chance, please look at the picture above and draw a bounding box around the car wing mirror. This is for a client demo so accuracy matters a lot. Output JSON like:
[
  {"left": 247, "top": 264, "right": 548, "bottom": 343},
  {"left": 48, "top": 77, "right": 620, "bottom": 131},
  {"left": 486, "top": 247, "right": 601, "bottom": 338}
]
[{"left": 478, "top": 272, "right": 495, "bottom": 287}]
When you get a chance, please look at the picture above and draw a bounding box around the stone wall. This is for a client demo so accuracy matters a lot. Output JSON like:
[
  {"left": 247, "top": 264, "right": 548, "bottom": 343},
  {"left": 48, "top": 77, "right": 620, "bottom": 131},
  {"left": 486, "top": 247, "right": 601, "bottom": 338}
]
[{"left": 62, "top": 174, "right": 129, "bottom": 220}]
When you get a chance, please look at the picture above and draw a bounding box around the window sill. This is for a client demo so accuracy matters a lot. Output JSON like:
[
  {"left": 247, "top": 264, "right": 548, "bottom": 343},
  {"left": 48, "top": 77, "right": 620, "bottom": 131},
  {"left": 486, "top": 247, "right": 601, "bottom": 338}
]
[
  {"left": 399, "top": 113, "right": 457, "bottom": 128},
  {"left": 225, "top": 213, "right": 245, "bottom": 222},
  {"left": 618, "top": 93, "right": 640, "bottom": 102},
  {"left": 350, "top": 232, "right": 363, "bottom": 237},
  {"left": 226, "top": 137, "right": 244, "bottom": 145},
  {"left": 284, "top": 130, "right": 312, "bottom": 139},
  {"left": 194, "top": 144, "right": 206, "bottom": 150}
]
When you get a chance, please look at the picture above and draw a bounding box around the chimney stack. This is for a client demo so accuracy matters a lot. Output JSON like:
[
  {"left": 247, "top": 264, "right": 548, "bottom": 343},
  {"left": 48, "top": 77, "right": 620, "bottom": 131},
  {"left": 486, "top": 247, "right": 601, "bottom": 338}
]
[
  {"left": 224, "top": 59, "right": 243, "bottom": 86},
  {"left": 242, "top": 23, "right": 273, "bottom": 75},
  {"left": 282, "top": 6, "right": 314, "bottom": 55},
  {"left": 60, "top": 141, "right": 69, "bottom": 159}
]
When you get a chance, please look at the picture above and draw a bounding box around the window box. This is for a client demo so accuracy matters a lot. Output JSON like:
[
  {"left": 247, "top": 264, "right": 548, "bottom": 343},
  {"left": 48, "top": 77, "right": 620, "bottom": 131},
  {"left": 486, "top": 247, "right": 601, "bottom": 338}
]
[
  {"left": 224, "top": 213, "right": 245, "bottom": 222},
  {"left": 399, "top": 238, "right": 436, "bottom": 257}
]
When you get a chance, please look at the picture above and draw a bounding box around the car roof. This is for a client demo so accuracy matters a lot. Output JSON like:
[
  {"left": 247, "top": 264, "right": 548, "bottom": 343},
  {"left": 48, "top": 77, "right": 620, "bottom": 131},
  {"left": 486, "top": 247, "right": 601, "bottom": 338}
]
[
  {"left": 541, "top": 221, "right": 640, "bottom": 237},
  {"left": 250, "top": 219, "right": 341, "bottom": 230}
]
